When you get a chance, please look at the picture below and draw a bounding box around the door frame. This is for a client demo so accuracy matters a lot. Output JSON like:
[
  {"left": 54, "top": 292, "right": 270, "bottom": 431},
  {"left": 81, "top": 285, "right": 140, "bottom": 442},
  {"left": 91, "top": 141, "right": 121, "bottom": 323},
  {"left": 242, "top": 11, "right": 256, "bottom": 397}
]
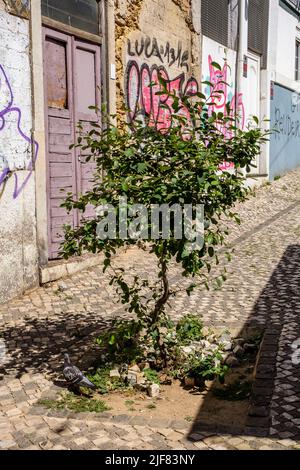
[
  {"left": 43, "top": 26, "right": 102, "bottom": 259},
  {"left": 32, "top": 0, "right": 110, "bottom": 271},
  {"left": 246, "top": 51, "right": 261, "bottom": 172}
]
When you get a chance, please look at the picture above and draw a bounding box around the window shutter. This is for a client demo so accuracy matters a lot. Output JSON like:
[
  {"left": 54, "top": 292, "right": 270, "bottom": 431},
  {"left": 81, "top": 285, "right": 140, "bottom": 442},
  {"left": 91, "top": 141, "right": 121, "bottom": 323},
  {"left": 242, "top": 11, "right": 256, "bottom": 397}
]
[
  {"left": 248, "top": 0, "right": 269, "bottom": 68},
  {"left": 201, "top": 0, "right": 230, "bottom": 48}
]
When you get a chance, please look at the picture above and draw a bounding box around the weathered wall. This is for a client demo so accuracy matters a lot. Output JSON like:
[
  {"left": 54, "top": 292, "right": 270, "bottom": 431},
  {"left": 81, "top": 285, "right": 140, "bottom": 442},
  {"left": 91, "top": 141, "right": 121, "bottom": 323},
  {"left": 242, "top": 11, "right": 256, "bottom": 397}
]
[
  {"left": 0, "top": 6, "right": 39, "bottom": 303},
  {"left": 115, "top": 0, "right": 201, "bottom": 124}
]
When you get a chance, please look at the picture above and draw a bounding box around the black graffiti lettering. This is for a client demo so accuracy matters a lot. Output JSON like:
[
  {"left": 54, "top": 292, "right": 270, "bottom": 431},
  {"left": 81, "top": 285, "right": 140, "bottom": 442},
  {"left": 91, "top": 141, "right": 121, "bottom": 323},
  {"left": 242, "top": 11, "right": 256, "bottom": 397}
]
[
  {"left": 274, "top": 107, "right": 300, "bottom": 140},
  {"left": 164, "top": 42, "right": 171, "bottom": 64},
  {"left": 181, "top": 50, "right": 189, "bottom": 71},
  {"left": 127, "top": 39, "right": 135, "bottom": 57},
  {"left": 151, "top": 38, "right": 163, "bottom": 62},
  {"left": 144, "top": 36, "right": 152, "bottom": 58},
  {"left": 127, "top": 37, "right": 189, "bottom": 71},
  {"left": 135, "top": 37, "right": 145, "bottom": 56}
]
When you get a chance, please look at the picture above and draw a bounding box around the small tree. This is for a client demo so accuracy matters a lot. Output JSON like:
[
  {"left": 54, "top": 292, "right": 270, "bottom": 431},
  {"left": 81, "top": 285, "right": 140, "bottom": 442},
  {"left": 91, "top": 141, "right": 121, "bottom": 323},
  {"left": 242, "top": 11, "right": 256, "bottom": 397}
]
[{"left": 61, "top": 78, "right": 269, "bottom": 370}]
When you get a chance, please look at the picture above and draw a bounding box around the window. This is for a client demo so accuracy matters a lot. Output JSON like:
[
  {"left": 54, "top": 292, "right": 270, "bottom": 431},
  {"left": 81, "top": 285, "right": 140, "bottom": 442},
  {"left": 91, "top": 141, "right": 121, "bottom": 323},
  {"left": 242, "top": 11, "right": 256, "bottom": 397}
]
[
  {"left": 248, "top": 0, "right": 269, "bottom": 69},
  {"left": 201, "top": 0, "right": 230, "bottom": 48},
  {"left": 41, "top": 0, "right": 100, "bottom": 35},
  {"left": 295, "top": 41, "right": 300, "bottom": 80}
]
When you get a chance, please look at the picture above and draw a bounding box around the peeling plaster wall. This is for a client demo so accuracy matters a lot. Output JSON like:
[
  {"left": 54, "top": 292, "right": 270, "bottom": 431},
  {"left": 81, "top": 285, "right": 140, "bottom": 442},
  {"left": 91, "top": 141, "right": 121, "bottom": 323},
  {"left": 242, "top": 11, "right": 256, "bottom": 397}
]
[
  {"left": 0, "top": 7, "right": 38, "bottom": 304},
  {"left": 115, "top": 0, "right": 201, "bottom": 123}
]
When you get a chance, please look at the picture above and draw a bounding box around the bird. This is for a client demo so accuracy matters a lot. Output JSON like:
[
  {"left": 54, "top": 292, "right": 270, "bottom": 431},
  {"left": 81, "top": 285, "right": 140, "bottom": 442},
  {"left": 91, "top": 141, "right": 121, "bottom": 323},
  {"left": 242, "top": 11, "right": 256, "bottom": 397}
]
[{"left": 63, "top": 354, "right": 96, "bottom": 390}]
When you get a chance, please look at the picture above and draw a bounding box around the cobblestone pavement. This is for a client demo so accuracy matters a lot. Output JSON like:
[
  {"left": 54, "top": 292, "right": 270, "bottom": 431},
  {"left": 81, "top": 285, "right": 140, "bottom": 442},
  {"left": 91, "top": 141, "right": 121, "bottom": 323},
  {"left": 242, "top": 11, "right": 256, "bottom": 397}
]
[{"left": 1, "top": 170, "right": 300, "bottom": 450}]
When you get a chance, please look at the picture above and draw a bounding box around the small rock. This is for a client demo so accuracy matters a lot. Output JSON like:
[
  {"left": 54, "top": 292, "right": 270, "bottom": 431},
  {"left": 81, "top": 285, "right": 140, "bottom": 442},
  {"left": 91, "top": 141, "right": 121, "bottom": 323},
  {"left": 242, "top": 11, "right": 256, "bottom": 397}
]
[
  {"left": 233, "top": 345, "right": 244, "bottom": 357},
  {"left": 234, "top": 338, "right": 245, "bottom": 347},
  {"left": 58, "top": 282, "right": 68, "bottom": 292},
  {"left": 201, "top": 327, "right": 210, "bottom": 337},
  {"left": 225, "top": 355, "right": 239, "bottom": 367},
  {"left": 129, "top": 364, "right": 141, "bottom": 373},
  {"left": 136, "top": 372, "right": 146, "bottom": 385},
  {"left": 222, "top": 341, "right": 232, "bottom": 352},
  {"left": 109, "top": 369, "right": 121, "bottom": 380},
  {"left": 219, "top": 333, "right": 233, "bottom": 351},
  {"left": 204, "top": 335, "right": 218, "bottom": 343},
  {"left": 243, "top": 342, "right": 257, "bottom": 352},
  {"left": 134, "top": 383, "right": 148, "bottom": 392},
  {"left": 184, "top": 376, "right": 195, "bottom": 387},
  {"left": 127, "top": 371, "right": 138, "bottom": 385},
  {"left": 148, "top": 383, "right": 160, "bottom": 398},
  {"left": 139, "top": 362, "right": 150, "bottom": 371},
  {"left": 181, "top": 346, "right": 194, "bottom": 355},
  {"left": 191, "top": 341, "right": 203, "bottom": 351},
  {"left": 219, "top": 333, "right": 232, "bottom": 343}
]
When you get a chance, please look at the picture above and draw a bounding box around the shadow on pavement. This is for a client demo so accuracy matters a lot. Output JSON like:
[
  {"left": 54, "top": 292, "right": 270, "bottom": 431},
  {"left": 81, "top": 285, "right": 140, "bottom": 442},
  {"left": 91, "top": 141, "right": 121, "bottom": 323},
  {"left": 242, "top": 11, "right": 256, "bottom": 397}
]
[{"left": 188, "top": 244, "right": 300, "bottom": 441}]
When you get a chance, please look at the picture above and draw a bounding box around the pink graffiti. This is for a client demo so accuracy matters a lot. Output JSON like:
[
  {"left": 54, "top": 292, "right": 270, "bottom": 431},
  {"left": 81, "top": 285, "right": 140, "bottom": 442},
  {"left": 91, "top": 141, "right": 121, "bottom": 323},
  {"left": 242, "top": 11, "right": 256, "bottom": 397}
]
[
  {"left": 125, "top": 61, "right": 199, "bottom": 131},
  {"left": 208, "top": 55, "right": 245, "bottom": 137},
  {"left": 207, "top": 55, "right": 245, "bottom": 171},
  {"left": 0, "top": 64, "right": 39, "bottom": 199}
]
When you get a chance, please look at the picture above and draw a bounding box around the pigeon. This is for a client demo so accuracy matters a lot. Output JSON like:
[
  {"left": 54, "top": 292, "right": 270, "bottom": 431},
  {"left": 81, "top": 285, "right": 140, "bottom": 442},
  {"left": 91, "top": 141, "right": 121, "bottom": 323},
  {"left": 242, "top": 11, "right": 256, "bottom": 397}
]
[{"left": 63, "top": 354, "right": 96, "bottom": 390}]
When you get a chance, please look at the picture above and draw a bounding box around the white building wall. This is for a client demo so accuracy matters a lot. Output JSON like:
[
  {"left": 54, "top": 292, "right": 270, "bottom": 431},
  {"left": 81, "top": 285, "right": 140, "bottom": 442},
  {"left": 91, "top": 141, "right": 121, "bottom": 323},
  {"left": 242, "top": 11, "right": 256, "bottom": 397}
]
[
  {"left": 0, "top": 7, "right": 39, "bottom": 303},
  {"left": 276, "top": 5, "right": 300, "bottom": 85}
]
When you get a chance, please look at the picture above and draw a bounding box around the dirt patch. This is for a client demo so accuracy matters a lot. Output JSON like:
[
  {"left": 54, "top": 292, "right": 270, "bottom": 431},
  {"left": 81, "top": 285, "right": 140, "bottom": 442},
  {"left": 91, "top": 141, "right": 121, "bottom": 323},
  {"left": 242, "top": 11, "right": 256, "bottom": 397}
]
[{"left": 93, "top": 362, "right": 255, "bottom": 429}]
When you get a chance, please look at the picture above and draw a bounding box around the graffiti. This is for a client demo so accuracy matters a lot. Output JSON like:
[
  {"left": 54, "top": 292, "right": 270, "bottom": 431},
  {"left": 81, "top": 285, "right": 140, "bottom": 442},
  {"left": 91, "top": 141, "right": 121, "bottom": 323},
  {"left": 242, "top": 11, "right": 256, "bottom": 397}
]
[
  {"left": 4, "top": 0, "right": 30, "bottom": 18},
  {"left": 274, "top": 102, "right": 300, "bottom": 140},
  {"left": 0, "top": 64, "right": 38, "bottom": 199},
  {"left": 125, "top": 60, "right": 199, "bottom": 130},
  {"left": 207, "top": 55, "right": 245, "bottom": 138},
  {"left": 127, "top": 37, "right": 189, "bottom": 71}
]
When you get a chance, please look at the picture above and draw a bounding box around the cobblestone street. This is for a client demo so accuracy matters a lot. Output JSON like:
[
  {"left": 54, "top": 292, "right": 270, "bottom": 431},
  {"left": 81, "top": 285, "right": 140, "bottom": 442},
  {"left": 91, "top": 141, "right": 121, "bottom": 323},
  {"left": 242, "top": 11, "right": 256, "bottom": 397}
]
[{"left": 1, "top": 169, "right": 300, "bottom": 450}]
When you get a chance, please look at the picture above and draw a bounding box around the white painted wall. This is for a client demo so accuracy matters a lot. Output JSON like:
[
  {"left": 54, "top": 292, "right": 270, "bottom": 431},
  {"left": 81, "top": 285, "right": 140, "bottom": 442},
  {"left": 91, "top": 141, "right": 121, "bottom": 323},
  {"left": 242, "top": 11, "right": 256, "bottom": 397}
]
[
  {"left": 276, "top": 5, "right": 299, "bottom": 84},
  {"left": 0, "top": 9, "right": 38, "bottom": 304}
]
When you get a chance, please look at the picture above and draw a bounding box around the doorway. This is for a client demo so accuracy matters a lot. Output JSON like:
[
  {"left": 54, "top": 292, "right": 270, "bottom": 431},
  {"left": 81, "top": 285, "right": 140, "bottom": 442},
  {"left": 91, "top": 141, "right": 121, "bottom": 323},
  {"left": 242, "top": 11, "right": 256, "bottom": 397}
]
[{"left": 43, "top": 28, "right": 101, "bottom": 259}]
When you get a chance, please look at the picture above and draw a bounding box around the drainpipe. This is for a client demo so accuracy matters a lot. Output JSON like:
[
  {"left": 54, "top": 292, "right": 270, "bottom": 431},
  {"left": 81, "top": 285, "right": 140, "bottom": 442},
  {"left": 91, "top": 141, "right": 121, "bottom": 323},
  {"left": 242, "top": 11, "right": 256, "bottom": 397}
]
[{"left": 236, "top": 0, "right": 248, "bottom": 126}]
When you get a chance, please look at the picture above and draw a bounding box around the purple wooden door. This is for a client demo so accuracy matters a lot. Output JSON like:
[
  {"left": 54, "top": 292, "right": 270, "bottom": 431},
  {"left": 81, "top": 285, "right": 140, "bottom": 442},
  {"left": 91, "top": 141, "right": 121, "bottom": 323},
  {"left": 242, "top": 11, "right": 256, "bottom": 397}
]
[
  {"left": 44, "top": 28, "right": 101, "bottom": 259},
  {"left": 73, "top": 40, "right": 101, "bottom": 223}
]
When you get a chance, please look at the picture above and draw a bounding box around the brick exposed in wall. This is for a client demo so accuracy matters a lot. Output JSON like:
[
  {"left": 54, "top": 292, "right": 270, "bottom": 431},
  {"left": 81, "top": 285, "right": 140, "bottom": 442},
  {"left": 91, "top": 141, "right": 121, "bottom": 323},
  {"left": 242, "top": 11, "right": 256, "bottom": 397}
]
[{"left": 115, "top": 0, "right": 144, "bottom": 122}]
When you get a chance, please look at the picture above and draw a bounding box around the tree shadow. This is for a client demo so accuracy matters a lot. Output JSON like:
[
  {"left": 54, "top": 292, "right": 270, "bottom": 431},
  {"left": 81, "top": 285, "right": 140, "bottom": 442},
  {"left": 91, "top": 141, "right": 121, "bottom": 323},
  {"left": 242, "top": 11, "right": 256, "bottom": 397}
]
[
  {"left": 187, "top": 244, "right": 300, "bottom": 441},
  {"left": 0, "top": 310, "right": 119, "bottom": 380}
]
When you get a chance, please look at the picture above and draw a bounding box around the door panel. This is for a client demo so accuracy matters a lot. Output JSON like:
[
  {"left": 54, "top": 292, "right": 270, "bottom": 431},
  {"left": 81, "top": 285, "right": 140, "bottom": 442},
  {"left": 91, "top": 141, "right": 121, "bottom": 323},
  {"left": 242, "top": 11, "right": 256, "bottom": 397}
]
[
  {"left": 44, "top": 28, "right": 101, "bottom": 259},
  {"left": 74, "top": 40, "right": 101, "bottom": 222},
  {"left": 44, "top": 28, "right": 76, "bottom": 259}
]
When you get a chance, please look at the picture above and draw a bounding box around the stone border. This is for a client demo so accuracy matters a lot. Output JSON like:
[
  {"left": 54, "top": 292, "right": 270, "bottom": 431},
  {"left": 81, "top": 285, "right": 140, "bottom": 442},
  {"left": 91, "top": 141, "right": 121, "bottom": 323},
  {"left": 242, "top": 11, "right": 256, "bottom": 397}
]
[{"left": 245, "top": 327, "right": 280, "bottom": 437}]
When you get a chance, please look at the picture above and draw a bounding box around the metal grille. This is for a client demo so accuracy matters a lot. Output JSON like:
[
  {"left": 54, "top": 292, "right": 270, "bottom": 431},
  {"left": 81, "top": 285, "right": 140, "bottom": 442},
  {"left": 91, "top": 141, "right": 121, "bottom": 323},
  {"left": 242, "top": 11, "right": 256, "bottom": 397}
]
[
  {"left": 248, "top": 0, "right": 269, "bottom": 68},
  {"left": 282, "top": 0, "right": 300, "bottom": 13},
  {"left": 201, "top": 0, "right": 229, "bottom": 48},
  {"left": 41, "top": 0, "right": 100, "bottom": 35},
  {"left": 4, "top": 0, "right": 30, "bottom": 18}
]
